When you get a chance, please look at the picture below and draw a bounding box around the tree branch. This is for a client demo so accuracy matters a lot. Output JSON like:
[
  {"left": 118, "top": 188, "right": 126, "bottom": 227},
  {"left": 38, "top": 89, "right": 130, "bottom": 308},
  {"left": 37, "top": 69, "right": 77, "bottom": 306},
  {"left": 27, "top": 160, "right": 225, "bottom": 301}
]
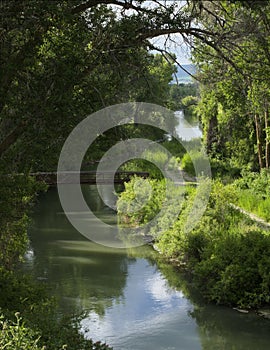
[
  {"left": 148, "top": 44, "right": 199, "bottom": 82},
  {"left": 71, "top": 0, "right": 148, "bottom": 14},
  {"left": 0, "top": 123, "right": 25, "bottom": 157}
]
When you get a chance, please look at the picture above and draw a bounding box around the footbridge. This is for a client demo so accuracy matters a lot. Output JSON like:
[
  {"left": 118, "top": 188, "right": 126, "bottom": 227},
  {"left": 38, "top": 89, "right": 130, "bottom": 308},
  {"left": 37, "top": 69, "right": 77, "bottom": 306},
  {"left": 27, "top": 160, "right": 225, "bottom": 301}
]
[{"left": 31, "top": 171, "right": 149, "bottom": 185}]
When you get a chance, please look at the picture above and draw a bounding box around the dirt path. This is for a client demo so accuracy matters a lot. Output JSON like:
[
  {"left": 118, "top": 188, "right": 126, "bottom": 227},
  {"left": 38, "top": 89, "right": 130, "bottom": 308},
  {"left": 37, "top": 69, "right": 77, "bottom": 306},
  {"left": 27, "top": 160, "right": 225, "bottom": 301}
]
[{"left": 230, "top": 203, "right": 270, "bottom": 229}]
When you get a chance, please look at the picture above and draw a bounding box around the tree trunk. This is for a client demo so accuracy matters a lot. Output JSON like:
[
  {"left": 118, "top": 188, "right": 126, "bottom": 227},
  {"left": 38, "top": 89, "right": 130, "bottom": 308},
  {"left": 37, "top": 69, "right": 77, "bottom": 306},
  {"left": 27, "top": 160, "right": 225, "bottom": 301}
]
[
  {"left": 265, "top": 108, "right": 270, "bottom": 169},
  {"left": 206, "top": 115, "right": 218, "bottom": 155},
  {"left": 254, "top": 113, "right": 264, "bottom": 170}
]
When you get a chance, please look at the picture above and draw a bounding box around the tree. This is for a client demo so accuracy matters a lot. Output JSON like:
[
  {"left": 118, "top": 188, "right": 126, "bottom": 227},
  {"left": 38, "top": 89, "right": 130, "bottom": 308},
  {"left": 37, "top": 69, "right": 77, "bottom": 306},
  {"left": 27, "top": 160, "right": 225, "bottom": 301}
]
[
  {"left": 1, "top": 0, "right": 269, "bottom": 268},
  {"left": 0, "top": 0, "right": 181, "bottom": 269},
  {"left": 168, "top": 83, "right": 198, "bottom": 112},
  {"left": 192, "top": 0, "right": 270, "bottom": 171}
]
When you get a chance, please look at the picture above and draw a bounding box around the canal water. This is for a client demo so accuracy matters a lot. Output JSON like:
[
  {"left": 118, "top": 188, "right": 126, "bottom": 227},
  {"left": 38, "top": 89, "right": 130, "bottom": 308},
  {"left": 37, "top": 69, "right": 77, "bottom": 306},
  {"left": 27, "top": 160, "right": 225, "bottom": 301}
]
[
  {"left": 25, "top": 186, "right": 270, "bottom": 350},
  {"left": 175, "top": 110, "right": 202, "bottom": 141}
]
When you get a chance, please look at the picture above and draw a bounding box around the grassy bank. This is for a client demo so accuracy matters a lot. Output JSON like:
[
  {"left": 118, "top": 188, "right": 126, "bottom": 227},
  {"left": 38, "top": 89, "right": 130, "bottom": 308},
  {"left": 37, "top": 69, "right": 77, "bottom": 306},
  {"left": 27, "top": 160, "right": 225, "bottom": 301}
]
[
  {"left": 231, "top": 170, "right": 270, "bottom": 223},
  {"left": 117, "top": 177, "right": 270, "bottom": 309}
]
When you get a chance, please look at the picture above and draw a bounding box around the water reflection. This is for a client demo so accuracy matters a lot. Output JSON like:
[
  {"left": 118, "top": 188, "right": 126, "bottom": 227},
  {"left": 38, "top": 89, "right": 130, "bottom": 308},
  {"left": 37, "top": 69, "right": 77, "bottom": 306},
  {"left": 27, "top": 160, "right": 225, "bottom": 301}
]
[
  {"left": 26, "top": 187, "right": 129, "bottom": 315},
  {"left": 25, "top": 186, "right": 270, "bottom": 350},
  {"left": 157, "top": 260, "right": 270, "bottom": 350},
  {"left": 192, "top": 304, "right": 270, "bottom": 350},
  {"left": 81, "top": 259, "right": 200, "bottom": 350},
  {"left": 175, "top": 110, "right": 202, "bottom": 141}
]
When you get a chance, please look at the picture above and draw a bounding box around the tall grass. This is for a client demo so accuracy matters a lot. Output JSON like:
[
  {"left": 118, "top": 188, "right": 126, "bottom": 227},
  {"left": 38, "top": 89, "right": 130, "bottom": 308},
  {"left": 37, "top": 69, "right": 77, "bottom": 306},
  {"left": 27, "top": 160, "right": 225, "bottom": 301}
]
[{"left": 237, "top": 189, "right": 270, "bottom": 222}]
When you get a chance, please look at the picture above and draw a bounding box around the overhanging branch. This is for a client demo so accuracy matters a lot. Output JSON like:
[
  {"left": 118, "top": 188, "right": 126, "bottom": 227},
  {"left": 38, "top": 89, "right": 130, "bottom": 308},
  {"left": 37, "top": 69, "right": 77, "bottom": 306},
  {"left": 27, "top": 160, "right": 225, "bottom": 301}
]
[{"left": 71, "top": 0, "right": 148, "bottom": 14}]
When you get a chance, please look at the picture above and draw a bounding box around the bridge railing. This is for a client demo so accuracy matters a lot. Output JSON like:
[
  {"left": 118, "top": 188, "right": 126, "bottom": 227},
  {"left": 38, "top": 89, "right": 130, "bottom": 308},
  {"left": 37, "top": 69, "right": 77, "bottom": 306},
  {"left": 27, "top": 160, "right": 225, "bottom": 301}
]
[{"left": 30, "top": 171, "right": 149, "bottom": 185}]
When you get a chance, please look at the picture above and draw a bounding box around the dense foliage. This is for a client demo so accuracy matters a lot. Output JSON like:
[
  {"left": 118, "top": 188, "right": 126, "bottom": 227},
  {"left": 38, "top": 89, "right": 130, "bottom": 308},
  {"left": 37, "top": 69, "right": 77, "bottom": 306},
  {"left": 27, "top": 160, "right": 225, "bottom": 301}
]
[
  {"left": 1, "top": 0, "right": 270, "bottom": 347},
  {"left": 0, "top": 0, "right": 178, "bottom": 276},
  {"left": 0, "top": 269, "right": 112, "bottom": 349},
  {"left": 118, "top": 178, "right": 270, "bottom": 308},
  {"left": 0, "top": 176, "right": 46, "bottom": 269},
  {"left": 232, "top": 169, "right": 270, "bottom": 221},
  {"left": 168, "top": 83, "right": 198, "bottom": 112},
  {"left": 192, "top": 1, "right": 270, "bottom": 171}
]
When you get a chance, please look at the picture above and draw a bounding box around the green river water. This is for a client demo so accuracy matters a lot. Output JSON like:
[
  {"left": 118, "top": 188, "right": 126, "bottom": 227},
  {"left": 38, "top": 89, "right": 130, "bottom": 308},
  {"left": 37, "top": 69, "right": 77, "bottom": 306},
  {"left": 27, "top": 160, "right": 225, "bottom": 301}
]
[{"left": 24, "top": 185, "right": 270, "bottom": 350}]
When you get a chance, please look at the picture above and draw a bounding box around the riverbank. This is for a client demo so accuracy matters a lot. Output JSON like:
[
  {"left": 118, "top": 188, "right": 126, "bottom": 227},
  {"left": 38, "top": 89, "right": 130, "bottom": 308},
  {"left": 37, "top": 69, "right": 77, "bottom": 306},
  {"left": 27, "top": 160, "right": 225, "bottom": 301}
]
[
  {"left": 152, "top": 243, "right": 270, "bottom": 320},
  {"left": 0, "top": 268, "right": 113, "bottom": 350},
  {"left": 117, "top": 177, "right": 270, "bottom": 311}
]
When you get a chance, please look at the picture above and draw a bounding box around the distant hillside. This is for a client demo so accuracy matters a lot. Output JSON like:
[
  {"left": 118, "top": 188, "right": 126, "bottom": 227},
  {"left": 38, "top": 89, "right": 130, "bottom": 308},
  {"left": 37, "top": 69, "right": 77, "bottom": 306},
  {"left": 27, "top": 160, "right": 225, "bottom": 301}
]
[{"left": 172, "top": 64, "right": 196, "bottom": 84}]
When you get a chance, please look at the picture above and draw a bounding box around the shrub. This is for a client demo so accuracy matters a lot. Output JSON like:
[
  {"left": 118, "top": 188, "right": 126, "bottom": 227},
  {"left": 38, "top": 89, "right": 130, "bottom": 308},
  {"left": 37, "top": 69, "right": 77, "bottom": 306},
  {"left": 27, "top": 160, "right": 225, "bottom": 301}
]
[
  {"left": 0, "top": 270, "right": 113, "bottom": 350},
  {"left": 155, "top": 181, "right": 270, "bottom": 308},
  {"left": 235, "top": 169, "right": 270, "bottom": 197},
  {"left": 120, "top": 148, "right": 181, "bottom": 180},
  {"left": 0, "top": 175, "right": 45, "bottom": 270},
  {"left": 209, "top": 158, "right": 241, "bottom": 179},
  {"left": 232, "top": 170, "right": 270, "bottom": 221},
  {"left": 117, "top": 177, "right": 166, "bottom": 227},
  {"left": 0, "top": 313, "right": 43, "bottom": 350},
  {"left": 194, "top": 229, "right": 270, "bottom": 308},
  {"left": 181, "top": 150, "right": 209, "bottom": 177},
  {"left": 118, "top": 177, "right": 270, "bottom": 308},
  {"left": 162, "top": 139, "right": 186, "bottom": 159}
]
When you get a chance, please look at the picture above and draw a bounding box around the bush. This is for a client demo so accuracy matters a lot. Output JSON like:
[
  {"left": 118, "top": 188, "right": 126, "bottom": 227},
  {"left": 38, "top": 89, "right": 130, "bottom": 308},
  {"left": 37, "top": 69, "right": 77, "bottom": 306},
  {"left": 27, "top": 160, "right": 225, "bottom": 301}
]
[
  {"left": 0, "top": 174, "right": 47, "bottom": 270},
  {"left": 233, "top": 169, "right": 270, "bottom": 221},
  {"left": 117, "top": 177, "right": 166, "bottom": 227},
  {"left": 235, "top": 169, "right": 270, "bottom": 197},
  {"left": 117, "top": 176, "right": 190, "bottom": 235},
  {"left": 0, "top": 270, "right": 113, "bottom": 350},
  {"left": 194, "top": 229, "right": 270, "bottom": 308},
  {"left": 120, "top": 148, "right": 181, "bottom": 180},
  {"left": 118, "top": 178, "right": 270, "bottom": 308},
  {"left": 0, "top": 313, "right": 43, "bottom": 350},
  {"left": 181, "top": 150, "right": 209, "bottom": 177},
  {"left": 181, "top": 152, "right": 195, "bottom": 175},
  {"left": 154, "top": 181, "right": 270, "bottom": 308},
  {"left": 162, "top": 139, "right": 186, "bottom": 159},
  {"left": 209, "top": 158, "right": 241, "bottom": 179}
]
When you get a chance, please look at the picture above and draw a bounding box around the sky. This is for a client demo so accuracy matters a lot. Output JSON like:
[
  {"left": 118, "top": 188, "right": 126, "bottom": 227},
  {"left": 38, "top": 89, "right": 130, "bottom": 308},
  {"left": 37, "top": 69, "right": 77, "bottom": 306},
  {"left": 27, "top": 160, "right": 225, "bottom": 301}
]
[
  {"left": 151, "top": 34, "right": 192, "bottom": 65},
  {"left": 111, "top": 1, "right": 192, "bottom": 65},
  {"left": 140, "top": 1, "right": 192, "bottom": 65}
]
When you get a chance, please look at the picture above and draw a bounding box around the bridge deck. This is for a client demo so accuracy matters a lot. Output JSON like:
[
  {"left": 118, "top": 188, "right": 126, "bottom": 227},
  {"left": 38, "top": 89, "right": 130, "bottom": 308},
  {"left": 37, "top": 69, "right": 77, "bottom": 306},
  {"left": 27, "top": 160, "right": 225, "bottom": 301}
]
[{"left": 31, "top": 171, "right": 149, "bottom": 185}]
